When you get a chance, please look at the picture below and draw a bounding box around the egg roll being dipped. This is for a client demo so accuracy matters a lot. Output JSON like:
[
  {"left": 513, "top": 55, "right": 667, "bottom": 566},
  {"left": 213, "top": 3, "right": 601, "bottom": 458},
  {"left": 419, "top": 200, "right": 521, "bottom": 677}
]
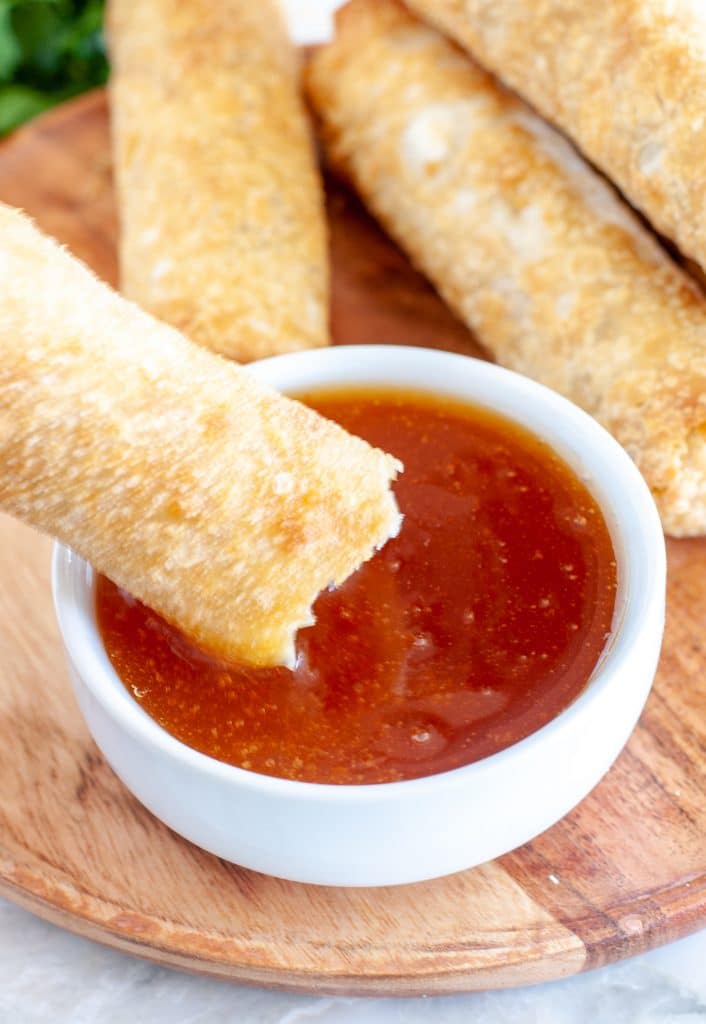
[
  {"left": 108, "top": 0, "right": 328, "bottom": 362},
  {"left": 0, "top": 203, "right": 401, "bottom": 667},
  {"left": 307, "top": 0, "right": 706, "bottom": 536},
  {"left": 405, "top": 0, "right": 706, "bottom": 277}
]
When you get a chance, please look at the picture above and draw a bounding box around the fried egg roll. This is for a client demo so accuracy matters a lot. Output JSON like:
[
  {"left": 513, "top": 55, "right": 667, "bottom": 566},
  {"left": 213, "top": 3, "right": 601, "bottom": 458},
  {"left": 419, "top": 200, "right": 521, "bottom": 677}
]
[
  {"left": 108, "top": 0, "right": 329, "bottom": 362},
  {"left": 0, "top": 204, "right": 400, "bottom": 666},
  {"left": 405, "top": 0, "right": 706, "bottom": 275},
  {"left": 307, "top": 0, "right": 706, "bottom": 536}
]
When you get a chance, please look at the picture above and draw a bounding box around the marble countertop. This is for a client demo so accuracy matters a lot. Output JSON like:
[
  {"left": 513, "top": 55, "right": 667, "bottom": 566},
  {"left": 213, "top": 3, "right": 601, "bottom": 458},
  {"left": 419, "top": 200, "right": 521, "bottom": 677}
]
[{"left": 2, "top": 2, "right": 704, "bottom": 1020}]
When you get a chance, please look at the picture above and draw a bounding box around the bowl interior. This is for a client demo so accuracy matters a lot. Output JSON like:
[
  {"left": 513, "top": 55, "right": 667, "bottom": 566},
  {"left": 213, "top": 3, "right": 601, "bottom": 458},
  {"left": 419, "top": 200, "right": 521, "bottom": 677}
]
[{"left": 52, "top": 345, "right": 666, "bottom": 794}]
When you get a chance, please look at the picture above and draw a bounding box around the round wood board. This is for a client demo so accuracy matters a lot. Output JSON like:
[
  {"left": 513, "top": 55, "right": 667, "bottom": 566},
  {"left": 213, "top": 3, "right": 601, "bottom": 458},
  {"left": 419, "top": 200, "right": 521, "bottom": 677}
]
[{"left": 0, "top": 91, "right": 704, "bottom": 996}]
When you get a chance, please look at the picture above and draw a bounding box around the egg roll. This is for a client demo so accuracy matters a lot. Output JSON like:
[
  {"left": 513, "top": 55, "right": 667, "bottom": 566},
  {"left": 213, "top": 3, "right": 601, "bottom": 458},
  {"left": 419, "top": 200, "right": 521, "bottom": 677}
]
[
  {"left": 0, "top": 203, "right": 400, "bottom": 666},
  {"left": 107, "top": 0, "right": 329, "bottom": 362},
  {"left": 307, "top": 0, "right": 706, "bottom": 536},
  {"left": 405, "top": 0, "right": 706, "bottom": 276}
]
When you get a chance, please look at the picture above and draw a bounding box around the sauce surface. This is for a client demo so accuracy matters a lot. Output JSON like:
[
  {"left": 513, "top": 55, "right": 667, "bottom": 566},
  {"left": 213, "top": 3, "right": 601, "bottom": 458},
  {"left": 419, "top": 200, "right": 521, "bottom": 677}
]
[{"left": 97, "top": 389, "right": 617, "bottom": 784}]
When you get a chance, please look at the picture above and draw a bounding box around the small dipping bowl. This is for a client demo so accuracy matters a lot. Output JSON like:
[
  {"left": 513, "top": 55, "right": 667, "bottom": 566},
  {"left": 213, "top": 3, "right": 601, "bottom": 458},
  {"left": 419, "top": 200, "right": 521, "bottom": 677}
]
[{"left": 52, "top": 346, "right": 666, "bottom": 887}]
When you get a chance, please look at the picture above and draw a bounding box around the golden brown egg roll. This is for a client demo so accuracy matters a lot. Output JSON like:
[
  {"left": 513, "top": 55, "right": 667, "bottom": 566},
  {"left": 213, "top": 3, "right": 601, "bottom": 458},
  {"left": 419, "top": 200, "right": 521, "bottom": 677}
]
[
  {"left": 405, "top": 0, "right": 706, "bottom": 275},
  {"left": 307, "top": 0, "right": 706, "bottom": 536},
  {"left": 0, "top": 203, "right": 400, "bottom": 666},
  {"left": 108, "top": 0, "right": 329, "bottom": 362}
]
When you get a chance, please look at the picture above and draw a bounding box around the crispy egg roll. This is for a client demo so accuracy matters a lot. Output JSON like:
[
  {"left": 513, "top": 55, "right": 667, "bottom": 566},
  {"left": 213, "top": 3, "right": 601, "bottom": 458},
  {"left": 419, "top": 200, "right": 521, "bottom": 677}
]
[
  {"left": 307, "top": 0, "right": 706, "bottom": 536},
  {"left": 108, "top": 0, "right": 329, "bottom": 362},
  {"left": 0, "top": 203, "right": 400, "bottom": 666},
  {"left": 405, "top": 0, "right": 706, "bottom": 275}
]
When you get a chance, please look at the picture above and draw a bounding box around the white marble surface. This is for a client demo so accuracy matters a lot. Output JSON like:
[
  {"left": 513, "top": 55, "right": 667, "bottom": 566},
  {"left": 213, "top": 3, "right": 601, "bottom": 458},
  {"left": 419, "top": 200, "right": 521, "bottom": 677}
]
[
  {"left": 0, "top": 896, "right": 705, "bottom": 1023},
  {"left": 284, "top": 0, "right": 336, "bottom": 43},
  {"left": 2, "top": 1, "right": 704, "bottom": 1019}
]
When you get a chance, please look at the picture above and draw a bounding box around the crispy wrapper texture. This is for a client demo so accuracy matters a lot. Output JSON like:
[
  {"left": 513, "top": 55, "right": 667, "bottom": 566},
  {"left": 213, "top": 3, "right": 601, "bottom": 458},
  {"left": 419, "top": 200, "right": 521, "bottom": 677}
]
[
  {"left": 405, "top": 0, "right": 706, "bottom": 275},
  {"left": 0, "top": 204, "right": 401, "bottom": 666},
  {"left": 307, "top": 0, "right": 706, "bottom": 536},
  {"left": 108, "top": 0, "right": 329, "bottom": 362}
]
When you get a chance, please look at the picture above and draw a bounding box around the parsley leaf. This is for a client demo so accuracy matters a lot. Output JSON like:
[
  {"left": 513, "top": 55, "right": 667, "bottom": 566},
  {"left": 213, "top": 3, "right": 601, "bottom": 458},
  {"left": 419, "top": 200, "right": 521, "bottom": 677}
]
[{"left": 0, "top": 0, "right": 107, "bottom": 135}]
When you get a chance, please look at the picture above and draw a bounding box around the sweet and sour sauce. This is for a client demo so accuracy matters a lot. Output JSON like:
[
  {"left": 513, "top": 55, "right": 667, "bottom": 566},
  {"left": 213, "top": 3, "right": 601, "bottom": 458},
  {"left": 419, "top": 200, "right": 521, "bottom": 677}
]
[{"left": 97, "top": 388, "right": 617, "bottom": 784}]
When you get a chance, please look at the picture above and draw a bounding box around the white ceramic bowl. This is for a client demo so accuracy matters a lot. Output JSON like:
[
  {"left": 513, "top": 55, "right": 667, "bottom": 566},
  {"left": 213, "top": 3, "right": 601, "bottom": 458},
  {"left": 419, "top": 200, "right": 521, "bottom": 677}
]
[{"left": 52, "top": 346, "right": 666, "bottom": 887}]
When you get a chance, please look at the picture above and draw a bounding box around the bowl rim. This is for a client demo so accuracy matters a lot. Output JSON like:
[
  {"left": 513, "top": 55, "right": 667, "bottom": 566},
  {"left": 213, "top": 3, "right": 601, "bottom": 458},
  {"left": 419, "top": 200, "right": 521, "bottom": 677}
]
[{"left": 52, "top": 344, "right": 666, "bottom": 802}]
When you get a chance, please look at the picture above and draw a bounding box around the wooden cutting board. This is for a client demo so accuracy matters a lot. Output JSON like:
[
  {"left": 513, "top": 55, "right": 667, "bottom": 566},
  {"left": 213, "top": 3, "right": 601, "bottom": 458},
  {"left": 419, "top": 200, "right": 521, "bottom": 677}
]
[{"left": 0, "top": 90, "right": 704, "bottom": 995}]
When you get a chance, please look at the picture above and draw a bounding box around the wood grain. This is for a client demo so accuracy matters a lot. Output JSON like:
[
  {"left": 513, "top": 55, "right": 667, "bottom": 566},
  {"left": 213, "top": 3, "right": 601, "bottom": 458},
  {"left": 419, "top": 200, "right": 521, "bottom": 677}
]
[{"left": 0, "top": 90, "right": 703, "bottom": 994}]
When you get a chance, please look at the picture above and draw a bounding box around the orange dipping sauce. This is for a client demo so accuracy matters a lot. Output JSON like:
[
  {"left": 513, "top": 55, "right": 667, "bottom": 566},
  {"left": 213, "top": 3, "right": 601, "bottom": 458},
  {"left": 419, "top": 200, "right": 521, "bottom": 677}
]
[{"left": 97, "top": 389, "right": 617, "bottom": 784}]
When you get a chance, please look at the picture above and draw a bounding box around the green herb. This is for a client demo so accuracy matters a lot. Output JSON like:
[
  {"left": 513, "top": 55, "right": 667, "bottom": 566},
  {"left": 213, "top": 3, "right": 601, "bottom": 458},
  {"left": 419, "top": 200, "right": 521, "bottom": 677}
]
[{"left": 0, "top": 0, "right": 107, "bottom": 135}]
